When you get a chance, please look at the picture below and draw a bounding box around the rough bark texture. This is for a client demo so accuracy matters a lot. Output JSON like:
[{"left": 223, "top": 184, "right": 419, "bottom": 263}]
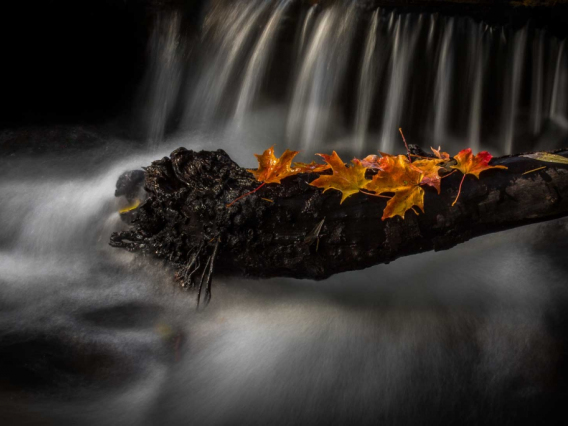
[{"left": 110, "top": 148, "right": 568, "bottom": 296}]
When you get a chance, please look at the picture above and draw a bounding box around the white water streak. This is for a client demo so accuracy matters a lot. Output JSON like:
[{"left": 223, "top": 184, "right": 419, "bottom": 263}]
[
  {"left": 298, "top": 5, "right": 317, "bottom": 59},
  {"left": 143, "top": 12, "right": 182, "bottom": 150},
  {"left": 427, "top": 13, "right": 437, "bottom": 51},
  {"left": 233, "top": 0, "right": 292, "bottom": 126},
  {"left": 531, "top": 31, "right": 545, "bottom": 136},
  {"left": 287, "top": 4, "right": 356, "bottom": 151},
  {"left": 550, "top": 39, "right": 568, "bottom": 129},
  {"left": 380, "top": 14, "right": 421, "bottom": 152},
  {"left": 188, "top": 1, "right": 270, "bottom": 123},
  {"left": 432, "top": 18, "right": 455, "bottom": 145},
  {"left": 354, "top": 9, "right": 380, "bottom": 154},
  {"left": 503, "top": 28, "right": 527, "bottom": 154},
  {"left": 467, "top": 21, "right": 484, "bottom": 152}
]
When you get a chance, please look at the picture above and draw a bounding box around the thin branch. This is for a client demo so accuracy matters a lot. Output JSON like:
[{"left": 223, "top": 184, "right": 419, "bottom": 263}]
[
  {"left": 452, "top": 174, "right": 466, "bottom": 206},
  {"left": 522, "top": 166, "right": 547, "bottom": 175},
  {"left": 398, "top": 128, "right": 412, "bottom": 162},
  {"left": 227, "top": 182, "right": 266, "bottom": 207}
]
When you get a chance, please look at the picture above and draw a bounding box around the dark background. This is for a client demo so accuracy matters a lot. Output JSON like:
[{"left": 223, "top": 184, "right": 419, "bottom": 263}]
[
  {"left": 1, "top": 0, "right": 567, "bottom": 128},
  {"left": 0, "top": 0, "right": 204, "bottom": 127}
]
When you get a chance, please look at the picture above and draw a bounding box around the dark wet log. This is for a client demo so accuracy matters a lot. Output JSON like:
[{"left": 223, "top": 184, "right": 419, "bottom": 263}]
[{"left": 110, "top": 148, "right": 568, "bottom": 296}]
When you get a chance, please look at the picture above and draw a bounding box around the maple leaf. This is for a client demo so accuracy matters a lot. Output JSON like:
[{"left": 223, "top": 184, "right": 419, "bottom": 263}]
[
  {"left": 520, "top": 152, "right": 568, "bottom": 164},
  {"left": 450, "top": 148, "right": 507, "bottom": 206},
  {"left": 360, "top": 155, "right": 382, "bottom": 169},
  {"left": 293, "top": 161, "right": 331, "bottom": 174},
  {"left": 119, "top": 199, "right": 141, "bottom": 214},
  {"left": 310, "top": 151, "right": 368, "bottom": 204},
  {"left": 228, "top": 147, "right": 301, "bottom": 207},
  {"left": 412, "top": 158, "right": 445, "bottom": 194},
  {"left": 364, "top": 155, "right": 425, "bottom": 220},
  {"left": 247, "top": 146, "right": 300, "bottom": 184},
  {"left": 359, "top": 154, "right": 395, "bottom": 170},
  {"left": 431, "top": 146, "right": 450, "bottom": 161}
]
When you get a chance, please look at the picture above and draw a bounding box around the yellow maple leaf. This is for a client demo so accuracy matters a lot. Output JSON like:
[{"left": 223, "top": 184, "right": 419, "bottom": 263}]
[
  {"left": 247, "top": 146, "right": 300, "bottom": 184},
  {"left": 520, "top": 152, "right": 568, "bottom": 164},
  {"left": 310, "top": 151, "right": 368, "bottom": 204},
  {"left": 293, "top": 161, "right": 331, "bottom": 174},
  {"left": 364, "top": 155, "right": 425, "bottom": 220},
  {"left": 412, "top": 158, "right": 445, "bottom": 194}
]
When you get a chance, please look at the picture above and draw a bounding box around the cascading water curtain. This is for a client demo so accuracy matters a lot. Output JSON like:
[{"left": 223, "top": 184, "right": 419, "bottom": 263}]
[{"left": 141, "top": 0, "right": 568, "bottom": 156}]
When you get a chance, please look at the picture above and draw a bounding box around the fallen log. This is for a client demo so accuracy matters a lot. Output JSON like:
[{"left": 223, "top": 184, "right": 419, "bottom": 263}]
[{"left": 110, "top": 147, "right": 568, "bottom": 303}]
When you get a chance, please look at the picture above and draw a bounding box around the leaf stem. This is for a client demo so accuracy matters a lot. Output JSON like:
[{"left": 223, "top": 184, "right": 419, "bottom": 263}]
[
  {"left": 441, "top": 170, "right": 457, "bottom": 179},
  {"left": 398, "top": 128, "right": 411, "bottom": 162},
  {"left": 522, "top": 166, "right": 547, "bottom": 175},
  {"left": 226, "top": 182, "right": 266, "bottom": 207},
  {"left": 451, "top": 174, "right": 466, "bottom": 207},
  {"left": 359, "top": 189, "right": 393, "bottom": 199}
]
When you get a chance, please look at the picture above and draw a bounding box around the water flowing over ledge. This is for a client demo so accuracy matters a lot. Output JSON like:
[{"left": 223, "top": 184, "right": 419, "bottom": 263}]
[{"left": 138, "top": 0, "right": 568, "bottom": 156}]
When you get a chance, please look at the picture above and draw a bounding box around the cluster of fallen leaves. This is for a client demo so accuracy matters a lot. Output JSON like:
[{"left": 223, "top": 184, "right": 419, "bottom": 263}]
[{"left": 235, "top": 144, "right": 508, "bottom": 220}]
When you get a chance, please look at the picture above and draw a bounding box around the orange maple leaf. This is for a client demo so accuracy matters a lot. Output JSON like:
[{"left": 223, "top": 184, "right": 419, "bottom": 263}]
[
  {"left": 293, "top": 161, "right": 331, "bottom": 174},
  {"left": 431, "top": 146, "right": 450, "bottom": 161},
  {"left": 364, "top": 155, "right": 425, "bottom": 220},
  {"left": 310, "top": 151, "right": 368, "bottom": 204},
  {"left": 412, "top": 158, "right": 445, "bottom": 194},
  {"left": 359, "top": 154, "right": 394, "bottom": 170},
  {"left": 228, "top": 147, "right": 301, "bottom": 207},
  {"left": 450, "top": 148, "right": 507, "bottom": 206},
  {"left": 247, "top": 146, "right": 300, "bottom": 184}
]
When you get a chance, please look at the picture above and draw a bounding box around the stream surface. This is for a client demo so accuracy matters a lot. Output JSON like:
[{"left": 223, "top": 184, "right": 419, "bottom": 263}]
[{"left": 1, "top": 126, "right": 568, "bottom": 425}]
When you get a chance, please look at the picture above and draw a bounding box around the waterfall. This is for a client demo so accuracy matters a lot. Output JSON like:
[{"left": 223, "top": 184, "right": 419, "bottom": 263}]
[
  {"left": 531, "top": 30, "right": 545, "bottom": 136},
  {"left": 139, "top": 12, "right": 182, "bottom": 150},
  {"left": 141, "top": 1, "right": 568, "bottom": 155},
  {"left": 186, "top": 1, "right": 271, "bottom": 124},
  {"left": 550, "top": 39, "right": 567, "bottom": 129},
  {"left": 467, "top": 21, "right": 485, "bottom": 152},
  {"left": 233, "top": 0, "right": 292, "bottom": 127},
  {"left": 286, "top": 3, "right": 357, "bottom": 151},
  {"left": 298, "top": 4, "right": 317, "bottom": 60},
  {"left": 379, "top": 13, "right": 421, "bottom": 152},
  {"left": 503, "top": 27, "right": 527, "bottom": 155},
  {"left": 354, "top": 9, "right": 380, "bottom": 154},
  {"left": 432, "top": 17, "right": 455, "bottom": 145}
]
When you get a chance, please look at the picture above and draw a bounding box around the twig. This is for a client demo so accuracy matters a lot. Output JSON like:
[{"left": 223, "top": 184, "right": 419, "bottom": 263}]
[
  {"left": 398, "top": 128, "right": 412, "bottom": 162},
  {"left": 227, "top": 182, "right": 266, "bottom": 207},
  {"left": 522, "top": 166, "right": 547, "bottom": 175},
  {"left": 359, "top": 189, "right": 393, "bottom": 199},
  {"left": 441, "top": 170, "right": 457, "bottom": 179},
  {"left": 452, "top": 174, "right": 466, "bottom": 207}
]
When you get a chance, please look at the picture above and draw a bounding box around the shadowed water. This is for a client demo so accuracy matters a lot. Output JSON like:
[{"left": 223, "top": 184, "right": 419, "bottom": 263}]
[{"left": 1, "top": 127, "right": 568, "bottom": 425}]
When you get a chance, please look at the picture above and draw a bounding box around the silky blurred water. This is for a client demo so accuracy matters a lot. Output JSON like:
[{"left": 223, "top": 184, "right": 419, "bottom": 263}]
[{"left": 1, "top": 126, "right": 568, "bottom": 425}]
